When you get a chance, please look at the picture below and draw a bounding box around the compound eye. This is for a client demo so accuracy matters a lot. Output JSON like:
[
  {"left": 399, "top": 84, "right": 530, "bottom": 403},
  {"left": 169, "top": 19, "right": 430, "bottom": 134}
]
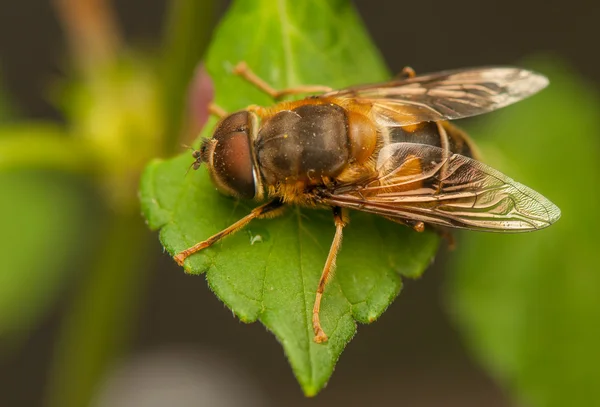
[
  {"left": 214, "top": 111, "right": 250, "bottom": 136},
  {"left": 210, "top": 112, "right": 256, "bottom": 199}
]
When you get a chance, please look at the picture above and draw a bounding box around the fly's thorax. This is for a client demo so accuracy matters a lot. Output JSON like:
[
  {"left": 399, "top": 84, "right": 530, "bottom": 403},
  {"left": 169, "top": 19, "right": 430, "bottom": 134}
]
[
  {"left": 255, "top": 103, "right": 351, "bottom": 186},
  {"left": 203, "top": 111, "right": 262, "bottom": 200}
]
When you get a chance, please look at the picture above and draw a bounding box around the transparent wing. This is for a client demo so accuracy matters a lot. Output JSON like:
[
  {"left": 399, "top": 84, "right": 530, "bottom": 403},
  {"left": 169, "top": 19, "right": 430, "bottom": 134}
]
[
  {"left": 320, "top": 143, "right": 561, "bottom": 232},
  {"left": 324, "top": 67, "right": 548, "bottom": 127}
]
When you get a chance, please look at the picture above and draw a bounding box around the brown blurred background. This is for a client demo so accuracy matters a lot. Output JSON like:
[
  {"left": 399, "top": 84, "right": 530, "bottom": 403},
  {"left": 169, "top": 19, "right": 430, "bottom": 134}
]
[{"left": 0, "top": 0, "right": 597, "bottom": 406}]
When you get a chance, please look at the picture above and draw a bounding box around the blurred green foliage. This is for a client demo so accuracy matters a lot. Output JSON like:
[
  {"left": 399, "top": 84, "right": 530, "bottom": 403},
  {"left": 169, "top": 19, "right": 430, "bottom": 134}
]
[
  {"left": 450, "top": 59, "right": 600, "bottom": 407},
  {"left": 0, "top": 79, "right": 14, "bottom": 121},
  {"left": 0, "top": 0, "right": 211, "bottom": 406},
  {"left": 161, "top": 0, "right": 216, "bottom": 153},
  {"left": 0, "top": 172, "right": 88, "bottom": 346},
  {"left": 140, "top": 0, "right": 437, "bottom": 395},
  {"left": 0, "top": 79, "right": 90, "bottom": 347}
]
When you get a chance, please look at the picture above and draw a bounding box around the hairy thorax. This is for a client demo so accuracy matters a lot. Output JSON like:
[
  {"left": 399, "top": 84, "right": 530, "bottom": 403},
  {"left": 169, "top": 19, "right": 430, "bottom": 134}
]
[{"left": 254, "top": 102, "right": 378, "bottom": 204}]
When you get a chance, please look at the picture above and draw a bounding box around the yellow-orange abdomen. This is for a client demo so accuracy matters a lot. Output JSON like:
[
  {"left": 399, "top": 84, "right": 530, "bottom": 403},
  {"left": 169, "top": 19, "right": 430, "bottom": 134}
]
[{"left": 346, "top": 110, "right": 377, "bottom": 164}]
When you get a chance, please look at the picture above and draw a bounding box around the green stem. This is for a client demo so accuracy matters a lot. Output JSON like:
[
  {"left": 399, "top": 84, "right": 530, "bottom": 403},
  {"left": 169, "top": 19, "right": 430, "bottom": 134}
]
[
  {"left": 0, "top": 124, "right": 98, "bottom": 174},
  {"left": 161, "top": 0, "right": 217, "bottom": 154},
  {"left": 45, "top": 209, "right": 153, "bottom": 407}
]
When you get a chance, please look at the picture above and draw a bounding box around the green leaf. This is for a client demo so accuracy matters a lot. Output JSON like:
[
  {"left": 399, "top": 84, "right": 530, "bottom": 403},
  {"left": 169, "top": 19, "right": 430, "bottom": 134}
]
[
  {"left": 140, "top": 0, "right": 438, "bottom": 395},
  {"left": 448, "top": 58, "right": 600, "bottom": 407}
]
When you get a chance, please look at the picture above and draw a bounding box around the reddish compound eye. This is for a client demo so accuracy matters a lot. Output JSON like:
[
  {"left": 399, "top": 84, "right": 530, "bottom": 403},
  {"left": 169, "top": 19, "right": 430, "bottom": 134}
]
[{"left": 206, "top": 111, "right": 256, "bottom": 199}]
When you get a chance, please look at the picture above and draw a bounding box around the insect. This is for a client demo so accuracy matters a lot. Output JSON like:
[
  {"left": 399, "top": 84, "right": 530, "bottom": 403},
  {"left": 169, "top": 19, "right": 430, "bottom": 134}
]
[{"left": 174, "top": 62, "right": 561, "bottom": 343}]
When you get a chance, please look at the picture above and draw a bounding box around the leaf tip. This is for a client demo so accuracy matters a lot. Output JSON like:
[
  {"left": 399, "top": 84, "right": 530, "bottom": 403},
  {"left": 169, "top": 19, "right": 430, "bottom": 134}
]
[{"left": 301, "top": 384, "right": 320, "bottom": 398}]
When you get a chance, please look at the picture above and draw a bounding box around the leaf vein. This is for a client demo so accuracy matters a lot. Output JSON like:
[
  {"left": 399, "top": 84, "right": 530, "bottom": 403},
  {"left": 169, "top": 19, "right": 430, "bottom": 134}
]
[
  {"left": 295, "top": 207, "right": 314, "bottom": 385},
  {"left": 277, "top": 0, "right": 299, "bottom": 85}
]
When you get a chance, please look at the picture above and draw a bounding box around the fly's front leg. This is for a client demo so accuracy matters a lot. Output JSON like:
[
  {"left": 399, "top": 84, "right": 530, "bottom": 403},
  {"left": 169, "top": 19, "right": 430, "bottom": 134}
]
[
  {"left": 233, "top": 61, "right": 333, "bottom": 101},
  {"left": 312, "top": 207, "right": 348, "bottom": 343},
  {"left": 174, "top": 199, "right": 285, "bottom": 267}
]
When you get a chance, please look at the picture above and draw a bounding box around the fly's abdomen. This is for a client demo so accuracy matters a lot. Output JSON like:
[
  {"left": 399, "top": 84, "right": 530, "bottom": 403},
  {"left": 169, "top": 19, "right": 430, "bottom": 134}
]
[
  {"left": 388, "top": 121, "right": 476, "bottom": 158},
  {"left": 256, "top": 104, "right": 350, "bottom": 185}
]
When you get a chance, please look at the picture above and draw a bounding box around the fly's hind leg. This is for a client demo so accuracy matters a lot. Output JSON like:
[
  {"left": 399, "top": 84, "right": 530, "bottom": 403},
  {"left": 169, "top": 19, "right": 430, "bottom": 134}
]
[
  {"left": 428, "top": 224, "right": 456, "bottom": 250},
  {"left": 174, "top": 199, "right": 285, "bottom": 267},
  {"left": 313, "top": 207, "right": 348, "bottom": 343},
  {"left": 233, "top": 61, "right": 333, "bottom": 101},
  {"left": 395, "top": 66, "right": 416, "bottom": 80},
  {"left": 383, "top": 216, "right": 455, "bottom": 249},
  {"left": 383, "top": 216, "right": 425, "bottom": 232}
]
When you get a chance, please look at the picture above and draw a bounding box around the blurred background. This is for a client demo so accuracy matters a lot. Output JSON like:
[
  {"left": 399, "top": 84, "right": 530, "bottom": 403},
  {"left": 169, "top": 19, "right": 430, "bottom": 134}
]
[{"left": 0, "top": 1, "right": 598, "bottom": 406}]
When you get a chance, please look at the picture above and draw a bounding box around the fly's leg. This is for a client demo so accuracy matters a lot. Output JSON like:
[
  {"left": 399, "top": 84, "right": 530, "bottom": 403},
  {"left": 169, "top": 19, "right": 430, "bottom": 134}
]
[
  {"left": 174, "top": 199, "right": 284, "bottom": 267},
  {"left": 383, "top": 216, "right": 455, "bottom": 249},
  {"left": 401, "top": 66, "right": 416, "bottom": 78},
  {"left": 233, "top": 61, "right": 333, "bottom": 101},
  {"left": 395, "top": 66, "right": 416, "bottom": 80},
  {"left": 429, "top": 224, "right": 456, "bottom": 250},
  {"left": 383, "top": 216, "right": 425, "bottom": 232},
  {"left": 209, "top": 103, "right": 227, "bottom": 119},
  {"left": 312, "top": 207, "right": 348, "bottom": 343}
]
